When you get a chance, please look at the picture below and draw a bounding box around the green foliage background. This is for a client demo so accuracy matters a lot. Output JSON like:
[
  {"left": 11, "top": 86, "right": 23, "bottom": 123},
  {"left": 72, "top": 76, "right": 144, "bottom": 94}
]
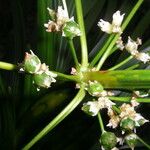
[{"left": 0, "top": 0, "right": 149, "bottom": 149}]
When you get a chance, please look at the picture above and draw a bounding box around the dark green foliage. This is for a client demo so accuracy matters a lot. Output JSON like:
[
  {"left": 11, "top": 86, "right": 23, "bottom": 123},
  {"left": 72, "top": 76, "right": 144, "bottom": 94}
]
[{"left": 0, "top": 0, "right": 149, "bottom": 149}]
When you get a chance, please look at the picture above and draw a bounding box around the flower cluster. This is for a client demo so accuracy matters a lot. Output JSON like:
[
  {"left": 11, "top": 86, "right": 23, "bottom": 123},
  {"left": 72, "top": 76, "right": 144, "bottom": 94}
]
[
  {"left": 20, "top": 50, "right": 57, "bottom": 90},
  {"left": 44, "top": 6, "right": 81, "bottom": 39},
  {"left": 97, "top": 11, "right": 125, "bottom": 34},
  {"left": 107, "top": 99, "right": 149, "bottom": 131},
  {"left": 116, "top": 36, "right": 150, "bottom": 64},
  {"left": 82, "top": 81, "right": 115, "bottom": 116}
]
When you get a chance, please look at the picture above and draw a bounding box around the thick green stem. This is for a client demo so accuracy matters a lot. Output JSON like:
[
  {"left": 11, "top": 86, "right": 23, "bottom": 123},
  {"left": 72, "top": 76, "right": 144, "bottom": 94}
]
[
  {"left": 75, "top": 0, "right": 88, "bottom": 67},
  {"left": 97, "top": 112, "right": 105, "bottom": 133},
  {"left": 82, "top": 70, "right": 150, "bottom": 89},
  {"left": 0, "top": 61, "right": 17, "bottom": 70},
  {"left": 68, "top": 39, "right": 80, "bottom": 69},
  {"left": 138, "top": 136, "right": 150, "bottom": 149},
  {"left": 109, "top": 97, "right": 150, "bottom": 103},
  {"left": 22, "top": 85, "right": 86, "bottom": 150}
]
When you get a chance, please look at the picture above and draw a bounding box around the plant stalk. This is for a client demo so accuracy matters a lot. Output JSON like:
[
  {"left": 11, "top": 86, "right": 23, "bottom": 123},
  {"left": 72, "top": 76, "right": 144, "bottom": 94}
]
[
  {"left": 22, "top": 85, "right": 86, "bottom": 150},
  {"left": 75, "top": 0, "right": 88, "bottom": 68}
]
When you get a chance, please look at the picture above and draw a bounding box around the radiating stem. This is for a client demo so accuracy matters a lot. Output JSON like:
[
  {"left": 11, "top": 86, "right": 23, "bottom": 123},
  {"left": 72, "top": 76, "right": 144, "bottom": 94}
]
[
  {"left": 22, "top": 85, "right": 86, "bottom": 150},
  {"left": 96, "top": 35, "right": 119, "bottom": 70},
  {"left": 90, "top": 35, "right": 114, "bottom": 67},
  {"left": 0, "top": 61, "right": 17, "bottom": 70},
  {"left": 68, "top": 39, "right": 80, "bottom": 69},
  {"left": 53, "top": 71, "right": 80, "bottom": 82},
  {"left": 121, "top": 0, "right": 144, "bottom": 31},
  {"left": 97, "top": 112, "right": 105, "bottom": 133},
  {"left": 75, "top": 0, "right": 88, "bottom": 68},
  {"left": 109, "top": 97, "right": 150, "bottom": 103},
  {"left": 109, "top": 56, "right": 133, "bottom": 70},
  {"left": 138, "top": 136, "right": 150, "bottom": 149}
]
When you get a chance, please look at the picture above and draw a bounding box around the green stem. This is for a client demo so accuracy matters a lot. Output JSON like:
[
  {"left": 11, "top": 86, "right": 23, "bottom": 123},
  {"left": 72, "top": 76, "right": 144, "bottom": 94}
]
[
  {"left": 109, "top": 96, "right": 150, "bottom": 103},
  {"left": 68, "top": 39, "right": 80, "bottom": 69},
  {"left": 97, "top": 112, "right": 105, "bottom": 133},
  {"left": 121, "top": 0, "right": 144, "bottom": 31},
  {"left": 112, "top": 105, "right": 121, "bottom": 114},
  {"left": 96, "top": 35, "right": 119, "bottom": 70},
  {"left": 22, "top": 85, "right": 86, "bottom": 150},
  {"left": 137, "top": 136, "right": 150, "bottom": 149},
  {"left": 75, "top": 0, "right": 88, "bottom": 67},
  {"left": 90, "top": 35, "right": 114, "bottom": 67},
  {"left": 125, "top": 64, "right": 139, "bottom": 70},
  {"left": 109, "top": 56, "right": 133, "bottom": 70},
  {"left": 53, "top": 71, "right": 80, "bottom": 82},
  {"left": 0, "top": 61, "right": 17, "bottom": 70}
]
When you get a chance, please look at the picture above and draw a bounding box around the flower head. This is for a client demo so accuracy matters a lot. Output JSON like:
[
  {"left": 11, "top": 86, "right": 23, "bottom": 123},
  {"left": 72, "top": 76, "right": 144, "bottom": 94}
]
[
  {"left": 125, "top": 37, "right": 139, "bottom": 55},
  {"left": 98, "top": 10, "right": 125, "bottom": 34},
  {"left": 135, "top": 52, "right": 150, "bottom": 64}
]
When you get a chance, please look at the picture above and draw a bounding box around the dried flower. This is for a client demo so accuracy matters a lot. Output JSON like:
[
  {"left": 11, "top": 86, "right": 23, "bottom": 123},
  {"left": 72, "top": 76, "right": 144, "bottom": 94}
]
[{"left": 107, "top": 109, "right": 120, "bottom": 128}]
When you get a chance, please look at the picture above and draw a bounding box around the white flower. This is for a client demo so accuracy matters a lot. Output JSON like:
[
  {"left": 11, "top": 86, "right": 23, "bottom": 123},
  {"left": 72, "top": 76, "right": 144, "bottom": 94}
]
[
  {"left": 57, "top": 6, "right": 69, "bottom": 26},
  {"left": 82, "top": 101, "right": 100, "bottom": 116},
  {"left": 98, "top": 10, "right": 125, "bottom": 34},
  {"left": 97, "top": 19, "right": 112, "bottom": 34},
  {"left": 135, "top": 52, "right": 150, "bottom": 64},
  {"left": 107, "top": 109, "right": 120, "bottom": 128},
  {"left": 125, "top": 37, "right": 139, "bottom": 55},
  {"left": 98, "top": 97, "right": 115, "bottom": 109},
  {"left": 112, "top": 11, "right": 125, "bottom": 26},
  {"left": 116, "top": 36, "right": 124, "bottom": 50},
  {"left": 131, "top": 99, "right": 139, "bottom": 107}
]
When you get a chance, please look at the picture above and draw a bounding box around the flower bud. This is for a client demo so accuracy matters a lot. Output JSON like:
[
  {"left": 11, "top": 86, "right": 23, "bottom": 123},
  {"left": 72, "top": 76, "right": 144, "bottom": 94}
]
[
  {"left": 100, "top": 132, "right": 117, "bottom": 150},
  {"left": 82, "top": 101, "right": 100, "bottom": 116},
  {"left": 125, "top": 133, "right": 137, "bottom": 149},
  {"left": 120, "top": 117, "right": 135, "bottom": 131},
  {"left": 24, "top": 51, "right": 41, "bottom": 74},
  {"left": 33, "top": 72, "right": 56, "bottom": 88},
  {"left": 87, "top": 81, "right": 104, "bottom": 96},
  {"left": 62, "top": 20, "right": 81, "bottom": 39}
]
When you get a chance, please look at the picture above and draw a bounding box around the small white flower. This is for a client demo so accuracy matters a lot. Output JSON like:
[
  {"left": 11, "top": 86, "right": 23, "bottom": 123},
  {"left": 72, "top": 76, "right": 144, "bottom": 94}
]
[
  {"left": 82, "top": 101, "right": 100, "bottom": 116},
  {"left": 116, "top": 36, "right": 124, "bottom": 50},
  {"left": 112, "top": 11, "right": 125, "bottom": 26},
  {"left": 97, "top": 19, "right": 112, "bottom": 34},
  {"left": 125, "top": 37, "right": 139, "bottom": 55},
  {"left": 135, "top": 52, "right": 150, "bottom": 64},
  {"left": 134, "top": 91, "right": 149, "bottom": 98},
  {"left": 98, "top": 10, "right": 125, "bottom": 34},
  {"left": 131, "top": 99, "right": 139, "bottom": 107},
  {"left": 57, "top": 6, "right": 69, "bottom": 26},
  {"left": 98, "top": 97, "right": 115, "bottom": 109}
]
